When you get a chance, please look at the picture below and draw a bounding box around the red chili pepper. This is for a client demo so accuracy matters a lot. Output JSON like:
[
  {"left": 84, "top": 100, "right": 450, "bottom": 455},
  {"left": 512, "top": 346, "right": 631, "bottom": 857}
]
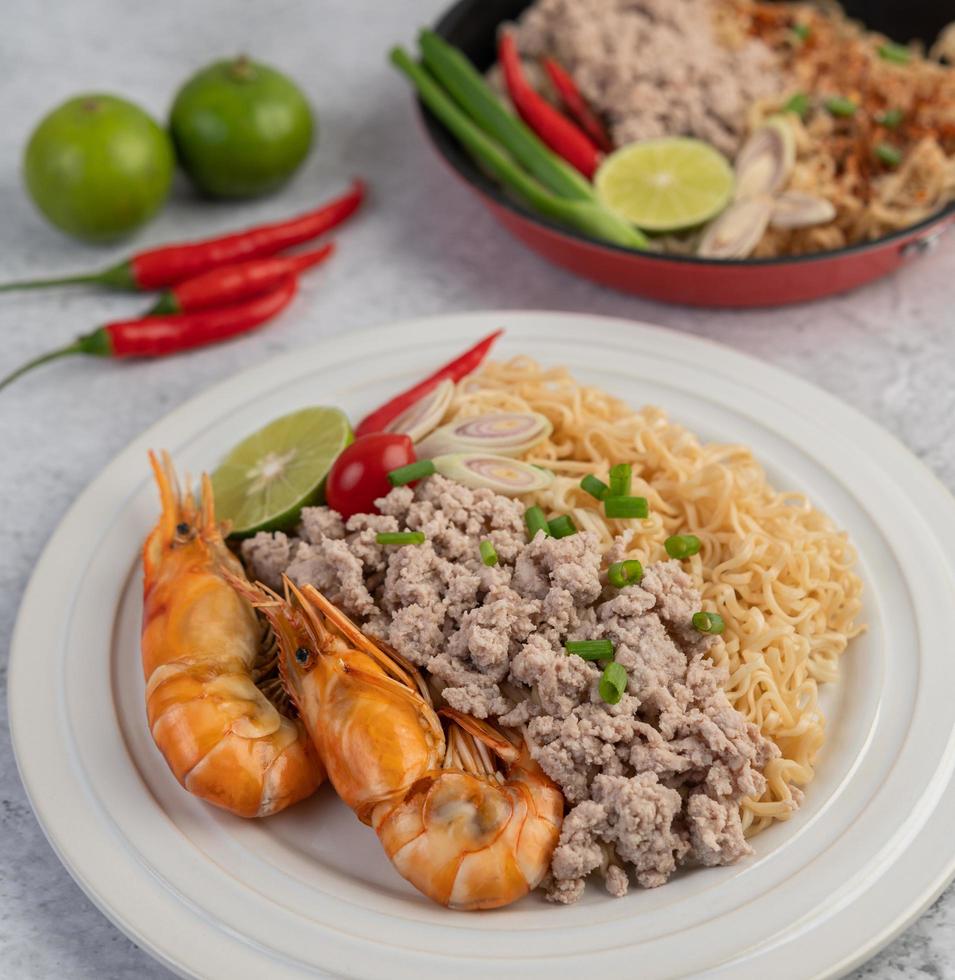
[
  {"left": 150, "top": 243, "right": 334, "bottom": 314},
  {"left": 0, "top": 181, "right": 364, "bottom": 293},
  {"left": 541, "top": 57, "right": 613, "bottom": 154},
  {"left": 498, "top": 34, "right": 601, "bottom": 179},
  {"left": 0, "top": 279, "right": 297, "bottom": 392},
  {"left": 355, "top": 329, "right": 504, "bottom": 439}
]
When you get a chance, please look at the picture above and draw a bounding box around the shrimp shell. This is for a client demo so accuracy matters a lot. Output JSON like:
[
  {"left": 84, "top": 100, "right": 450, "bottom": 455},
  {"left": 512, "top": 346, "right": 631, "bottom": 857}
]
[
  {"left": 141, "top": 452, "right": 324, "bottom": 817},
  {"left": 375, "top": 711, "right": 564, "bottom": 910}
]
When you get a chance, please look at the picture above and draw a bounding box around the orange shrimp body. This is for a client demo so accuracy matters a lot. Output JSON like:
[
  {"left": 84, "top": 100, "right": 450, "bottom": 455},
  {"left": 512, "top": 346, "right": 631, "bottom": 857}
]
[
  {"left": 375, "top": 712, "right": 564, "bottom": 910},
  {"left": 254, "top": 582, "right": 563, "bottom": 910},
  {"left": 141, "top": 452, "right": 324, "bottom": 818},
  {"left": 249, "top": 581, "right": 445, "bottom": 824}
]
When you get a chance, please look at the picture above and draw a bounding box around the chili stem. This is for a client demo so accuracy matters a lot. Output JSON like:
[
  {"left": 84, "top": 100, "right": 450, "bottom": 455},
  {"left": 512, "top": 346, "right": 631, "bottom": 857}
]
[
  {"left": 0, "top": 270, "right": 124, "bottom": 293},
  {"left": 0, "top": 341, "right": 87, "bottom": 392}
]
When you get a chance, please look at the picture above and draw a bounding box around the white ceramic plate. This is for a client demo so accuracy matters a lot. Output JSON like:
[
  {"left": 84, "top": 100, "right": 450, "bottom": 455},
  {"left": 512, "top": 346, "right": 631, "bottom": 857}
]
[{"left": 11, "top": 312, "right": 955, "bottom": 980}]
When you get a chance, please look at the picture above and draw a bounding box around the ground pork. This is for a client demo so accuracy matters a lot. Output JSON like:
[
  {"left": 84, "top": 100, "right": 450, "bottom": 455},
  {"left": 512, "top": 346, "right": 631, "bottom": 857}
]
[
  {"left": 511, "top": 0, "right": 787, "bottom": 157},
  {"left": 240, "top": 475, "right": 780, "bottom": 900}
]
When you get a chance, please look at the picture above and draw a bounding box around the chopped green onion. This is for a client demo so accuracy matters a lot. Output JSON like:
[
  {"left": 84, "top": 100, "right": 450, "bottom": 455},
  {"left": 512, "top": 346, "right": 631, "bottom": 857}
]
[
  {"left": 875, "top": 143, "right": 903, "bottom": 167},
  {"left": 376, "top": 531, "right": 426, "bottom": 546},
  {"left": 604, "top": 496, "right": 649, "bottom": 520},
  {"left": 480, "top": 539, "right": 499, "bottom": 566},
  {"left": 665, "top": 534, "right": 701, "bottom": 559},
  {"left": 548, "top": 514, "right": 578, "bottom": 538},
  {"left": 783, "top": 92, "right": 810, "bottom": 119},
  {"left": 580, "top": 474, "right": 609, "bottom": 501},
  {"left": 599, "top": 662, "right": 628, "bottom": 704},
  {"left": 388, "top": 459, "right": 436, "bottom": 486},
  {"left": 692, "top": 611, "right": 726, "bottom": 635},
  {"left": 877, "top": 107, "right": 904, "bottom": 129},
  {"left": 566, "top": 639, "right": 614, "bottom": 661},
  {"left": 525, "top": 505, "right": 551, "bottom": 539},
  {"left": 608, "top": 463, "right": 632, "bottom": 497},
  {"left": 825, "top": 96, "right": 857, "bottom": 118},
  {"left": 791, "top": 23, "right": 811, "bottom": 42},
  {"left": 878, "top": 42, "right": 911, "bottom": 65},
  {"left": 607, "top": 559, "right": 644, "bottom": 589}
]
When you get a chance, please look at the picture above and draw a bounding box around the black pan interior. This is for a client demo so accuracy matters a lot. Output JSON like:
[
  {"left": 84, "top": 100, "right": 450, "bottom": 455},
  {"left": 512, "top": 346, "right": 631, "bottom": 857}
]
[{"left": 421, "top": 0, "right": 955, "bottom": 267}]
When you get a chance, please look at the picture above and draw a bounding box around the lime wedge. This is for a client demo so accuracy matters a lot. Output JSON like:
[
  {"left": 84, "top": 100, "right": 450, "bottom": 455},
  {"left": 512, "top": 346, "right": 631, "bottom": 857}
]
[
  {"left": 211, "top": 407, "right": 353, "bottom": 536},
  {"left": 594, "top": 138, "right": 735, "bottom": 232}
]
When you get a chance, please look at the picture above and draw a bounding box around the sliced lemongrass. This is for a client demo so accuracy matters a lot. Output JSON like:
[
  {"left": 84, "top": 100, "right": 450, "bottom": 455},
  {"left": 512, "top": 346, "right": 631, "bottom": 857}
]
[
  {"left": 384, "top": 378, "right": 455, "bottom": 442},
  {"left": 433, "top": 453, "right": 554, "bottom": 494},
  {"left": 735, "top": 118, "right": 796, "bottom": 199},
  {"left": 416, "top": 411, "right": 552, "bottom": 458},
  {"left": 698, "top": 196, "right": 774, "bottom": 260},
  {"left": 770, "top": 191, "right": 836, "bottom": 229}
]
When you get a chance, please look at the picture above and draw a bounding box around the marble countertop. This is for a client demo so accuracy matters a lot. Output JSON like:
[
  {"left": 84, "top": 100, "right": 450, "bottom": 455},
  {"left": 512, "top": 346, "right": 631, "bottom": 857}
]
[{"left": 1, "top": 0, "right": 953, "bottom": 976}]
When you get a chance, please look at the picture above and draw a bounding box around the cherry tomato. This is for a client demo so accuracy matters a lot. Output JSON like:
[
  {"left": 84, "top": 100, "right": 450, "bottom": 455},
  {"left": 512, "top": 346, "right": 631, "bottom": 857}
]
[{"left": 325, "top": 433, "right": 415, "bottom": 519}]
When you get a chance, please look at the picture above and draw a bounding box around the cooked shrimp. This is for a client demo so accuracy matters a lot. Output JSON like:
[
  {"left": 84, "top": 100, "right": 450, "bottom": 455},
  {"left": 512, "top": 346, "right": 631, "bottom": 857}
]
[
  {"left": 375, "top": 709, "right": 563, "bottom": 910},
  {"left": 251, "top": 580, "right": 562, "bottom": 909},
  {"left": 142, "top": 452, "right": 324, "bottom": 817},
  {"left": 245, "top": 579, "right": 446, "bottom": 824}
]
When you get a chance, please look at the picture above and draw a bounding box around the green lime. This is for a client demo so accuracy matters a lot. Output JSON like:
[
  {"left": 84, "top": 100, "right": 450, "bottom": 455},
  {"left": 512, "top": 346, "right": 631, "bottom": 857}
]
[
  {"left": 170, "top": 55, "right": 314, "bottom": 199},
  {"left": 594, "top": 138, "right": 735, "bottom": 232},
  {"left": 211, "top": 407, "right": 353, "bottom": 536},
  {"left": 23, "top": 94, "right": 174, "bottom": 242}
]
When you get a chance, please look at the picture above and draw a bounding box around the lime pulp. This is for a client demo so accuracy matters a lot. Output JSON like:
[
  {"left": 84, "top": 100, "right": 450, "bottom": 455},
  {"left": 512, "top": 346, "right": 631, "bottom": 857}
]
[
  {"left": 594, "top": 137, "right": 735, "bottom": 232},
  {"left": 211, "top": 407, "right": 352, "bottom": 536}
]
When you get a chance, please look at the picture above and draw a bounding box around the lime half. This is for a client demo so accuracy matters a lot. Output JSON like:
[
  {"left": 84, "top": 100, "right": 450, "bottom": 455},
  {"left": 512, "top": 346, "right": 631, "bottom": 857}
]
[
  {"left": 594, "top": 138, "right": 735, "bottom": 232},
  {"left": 211, "top": 407, "right": 352, "bottom": 536}
]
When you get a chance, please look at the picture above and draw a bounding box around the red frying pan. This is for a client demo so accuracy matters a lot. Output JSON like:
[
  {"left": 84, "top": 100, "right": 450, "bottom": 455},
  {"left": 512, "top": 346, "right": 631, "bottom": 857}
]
[{"left": 415, "top": 0, "right": 955, "bottom": 307}]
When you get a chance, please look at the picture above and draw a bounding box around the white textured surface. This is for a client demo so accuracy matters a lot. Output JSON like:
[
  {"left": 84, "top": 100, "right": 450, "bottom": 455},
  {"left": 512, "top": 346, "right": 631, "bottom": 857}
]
[{"left": 0, "top": 1, "right": 953, "bottom": 977}]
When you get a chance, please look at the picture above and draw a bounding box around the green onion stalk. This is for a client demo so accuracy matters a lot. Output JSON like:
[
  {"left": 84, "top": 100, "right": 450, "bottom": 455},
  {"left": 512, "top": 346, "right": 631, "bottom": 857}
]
[{"left": 390, "top": 47, "right": 648, "bottom": 251}]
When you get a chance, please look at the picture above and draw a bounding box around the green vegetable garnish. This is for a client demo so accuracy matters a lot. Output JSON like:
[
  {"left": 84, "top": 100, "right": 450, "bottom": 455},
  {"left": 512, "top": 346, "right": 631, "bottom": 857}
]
[
  {"left": 389, "top": 47, "right": 649, "bottom": 250},
  {"left": 388, "top": 459, "right": 436, "bottom": 486},
  {"left": 525, "top": 505, "right": 551, "bottom": 539},
  {"left": 783, "top": 92, "right": 810, "bottom": 119},
  {"left": 480, "top": 539, "right": 499, "bottom": 566},
  {"left": 875, "top": 143, "right": 903, "bottom": 167},
  {"left": 665, "top": 534, "right": 701, "bottom": 559},
  {"left": 878, "top": 42, "right": 911, "bottom": 65},
  {"left": 692, "top": 611, "right": 726, "bottom": 635},
  {"left": 376, "top": 531, "right": 426, "bottom": 546},
  {"left": 607, "top": 559, "right": 644, "bottom": 589},
  {"left": 877, "top": 108, "right": 905, "bottom": 129},
  {"left": 792, "top": 23, "right": 812, "bottom": 42},
  {"left": 825, "top": 97, "right": 857, "bottom": 118},
  {"left": 604, "top": 496, "right": 649, "bottom": 519},
  {"left": 599, "top": 662, "right": 628, "bottom": 704},
  {"left": 566, "top": 639, "right": 614, "bottom": 661},
  {"left": 608, "top": 463, "right": 632, "bottom": 497},
  {"left": 580, "top": 473, "right": 609, "bottom": 501},
  {"left": 548, "top": 515, "right": 578, "bottom": 538}
]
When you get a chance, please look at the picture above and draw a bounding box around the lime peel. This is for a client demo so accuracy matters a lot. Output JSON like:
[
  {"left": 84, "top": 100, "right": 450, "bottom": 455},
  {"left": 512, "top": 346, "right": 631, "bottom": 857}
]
[
  {"left": 594, "top": 137, "right": 735, "bottom": 232},
  {"left": 211, "top": 407, "right": 353, "bottom": 536}
]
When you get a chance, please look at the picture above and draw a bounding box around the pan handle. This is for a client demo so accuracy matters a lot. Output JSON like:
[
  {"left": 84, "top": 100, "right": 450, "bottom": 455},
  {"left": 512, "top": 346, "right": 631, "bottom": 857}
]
[{"left": 901, "top": 217, "right": 954, "bottom": 259}]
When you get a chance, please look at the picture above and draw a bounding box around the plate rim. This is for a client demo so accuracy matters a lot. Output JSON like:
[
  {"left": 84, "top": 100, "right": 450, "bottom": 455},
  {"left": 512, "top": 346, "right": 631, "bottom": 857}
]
[{"left": 10, "top": 309, "right": 955, "bottom": 980}]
